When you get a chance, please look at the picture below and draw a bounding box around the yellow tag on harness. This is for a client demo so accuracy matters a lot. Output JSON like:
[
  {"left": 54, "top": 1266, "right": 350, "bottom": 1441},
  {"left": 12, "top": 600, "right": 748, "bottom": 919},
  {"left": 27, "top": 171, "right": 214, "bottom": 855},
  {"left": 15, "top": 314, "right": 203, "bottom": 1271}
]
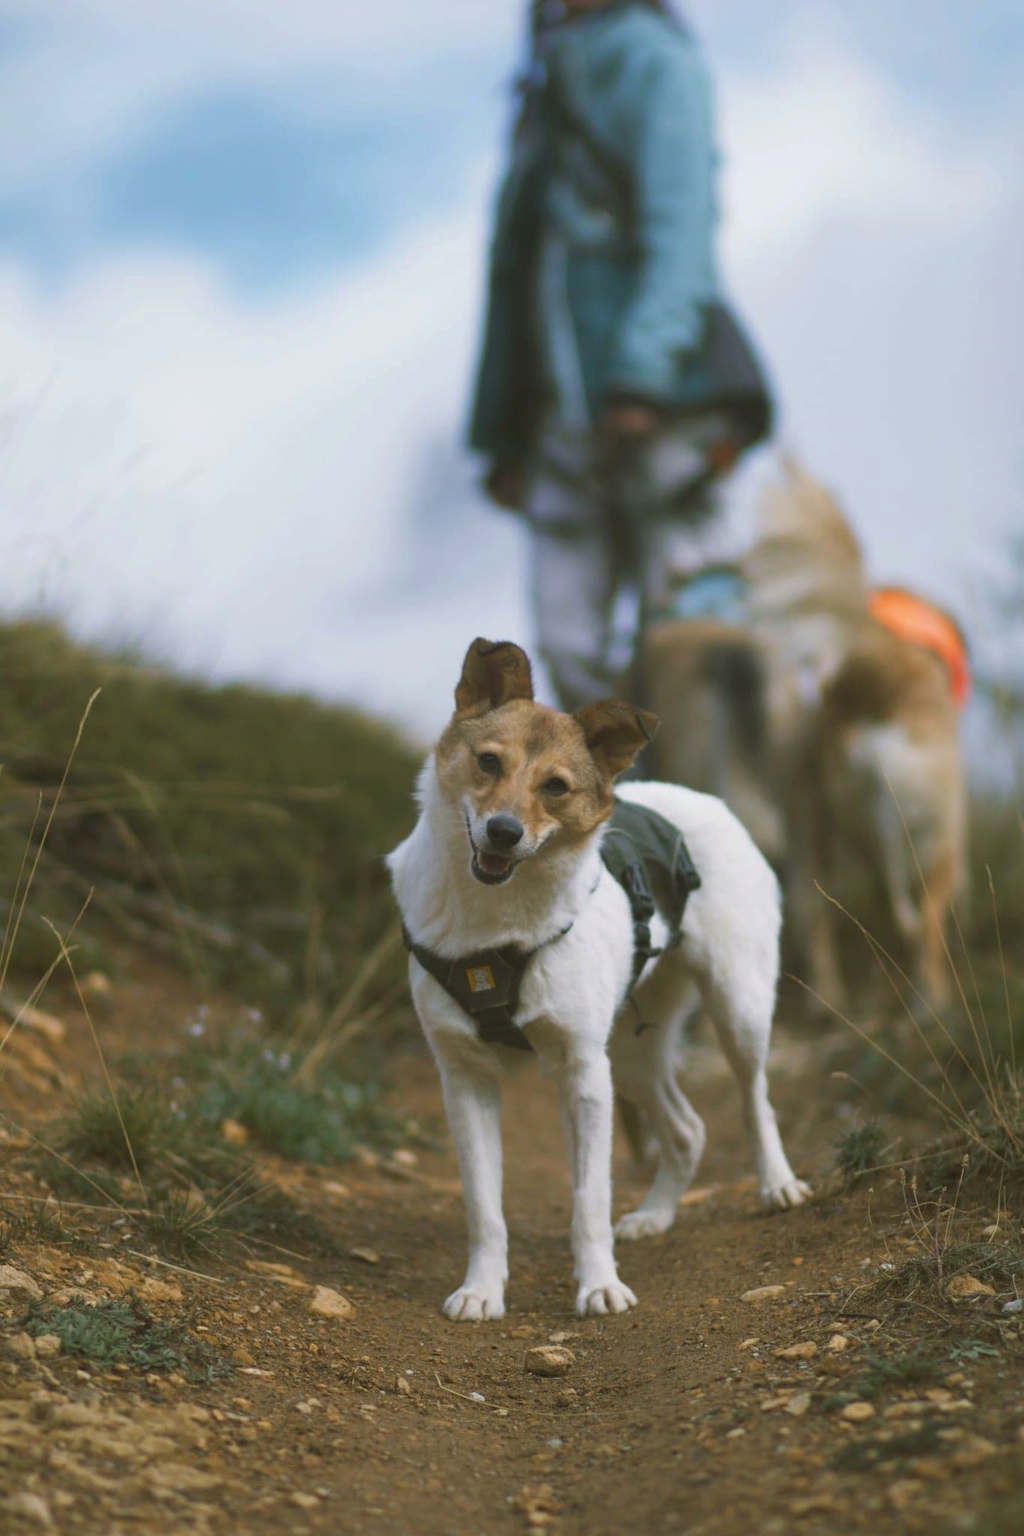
[{"left": 465, "top": 966, "right": 497, "bottom": 994}]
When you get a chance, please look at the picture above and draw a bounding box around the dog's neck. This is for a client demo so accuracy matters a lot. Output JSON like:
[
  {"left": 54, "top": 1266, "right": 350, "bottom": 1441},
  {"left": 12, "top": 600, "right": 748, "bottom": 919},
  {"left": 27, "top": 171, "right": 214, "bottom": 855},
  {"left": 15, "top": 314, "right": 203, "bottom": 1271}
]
[{"left": 390, "top": 757, "right": 604, "bottom": 959}]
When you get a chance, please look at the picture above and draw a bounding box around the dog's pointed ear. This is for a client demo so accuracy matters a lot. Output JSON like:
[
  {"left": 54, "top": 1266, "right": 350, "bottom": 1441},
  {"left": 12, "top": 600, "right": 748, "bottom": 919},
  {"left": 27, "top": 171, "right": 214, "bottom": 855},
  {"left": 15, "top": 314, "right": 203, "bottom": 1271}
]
[
  {"left": 454, "top": 639, "right": 535, "bottom": 716},
  {"left": 575, "top": 700, "right": 659, "bottom": 777}
]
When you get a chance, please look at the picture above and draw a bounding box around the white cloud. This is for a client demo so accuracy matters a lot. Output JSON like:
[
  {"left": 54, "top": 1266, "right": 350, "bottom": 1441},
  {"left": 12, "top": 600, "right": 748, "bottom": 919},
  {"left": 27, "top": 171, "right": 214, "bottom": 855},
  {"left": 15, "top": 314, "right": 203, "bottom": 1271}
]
[
  {"left": 0, "top": 1, "right": 520, "bottom": 196},
  {"left": 0, "top": 7, "right": 1019, "bottom": 740},
  {"left": 0, "top": 176, "right": 530, "bottom": 737},
  {"left": 718, "top": 29, "right": 1006, "bottom": 279}
]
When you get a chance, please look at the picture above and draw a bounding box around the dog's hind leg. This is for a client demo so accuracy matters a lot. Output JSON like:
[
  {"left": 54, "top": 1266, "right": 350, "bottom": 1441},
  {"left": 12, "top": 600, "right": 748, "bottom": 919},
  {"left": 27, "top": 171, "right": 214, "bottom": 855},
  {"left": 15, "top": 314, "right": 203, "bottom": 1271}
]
[
  {"left": 611, "top": 969, "right": 707, "bottom": 1241},
  {"left": 699, "top": 965, "right": 810, "bottom": 1212}
]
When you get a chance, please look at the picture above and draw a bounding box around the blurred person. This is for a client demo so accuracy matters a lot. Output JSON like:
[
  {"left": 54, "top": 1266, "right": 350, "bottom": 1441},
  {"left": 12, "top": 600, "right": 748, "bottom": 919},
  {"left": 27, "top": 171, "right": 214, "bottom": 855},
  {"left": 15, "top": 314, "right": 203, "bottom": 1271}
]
[{"left": 468, "top": 0, "right": 773, "bottom": 713}]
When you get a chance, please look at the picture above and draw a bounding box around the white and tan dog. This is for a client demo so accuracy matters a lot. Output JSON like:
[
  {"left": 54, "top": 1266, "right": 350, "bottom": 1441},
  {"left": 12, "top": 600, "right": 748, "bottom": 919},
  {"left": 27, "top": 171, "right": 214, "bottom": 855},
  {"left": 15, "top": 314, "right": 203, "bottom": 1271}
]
[{"left": 388, "top": 639, "right": 809, "bottom": 1322}]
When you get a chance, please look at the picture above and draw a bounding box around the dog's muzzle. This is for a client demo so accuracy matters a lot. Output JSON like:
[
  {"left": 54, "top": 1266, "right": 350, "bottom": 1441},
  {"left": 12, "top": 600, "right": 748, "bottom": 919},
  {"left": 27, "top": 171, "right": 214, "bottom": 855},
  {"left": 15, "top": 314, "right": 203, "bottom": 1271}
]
[{"left": 467, "top": 813, "right": 524, "bottom": 886}]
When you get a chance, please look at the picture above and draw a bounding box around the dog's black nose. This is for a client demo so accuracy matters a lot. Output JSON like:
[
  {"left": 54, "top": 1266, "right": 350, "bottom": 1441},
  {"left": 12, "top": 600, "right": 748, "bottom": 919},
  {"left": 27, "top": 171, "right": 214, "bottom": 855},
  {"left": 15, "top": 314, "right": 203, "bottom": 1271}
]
[{"left": 486, "top": 814, "right": 524, "bottom": 851}]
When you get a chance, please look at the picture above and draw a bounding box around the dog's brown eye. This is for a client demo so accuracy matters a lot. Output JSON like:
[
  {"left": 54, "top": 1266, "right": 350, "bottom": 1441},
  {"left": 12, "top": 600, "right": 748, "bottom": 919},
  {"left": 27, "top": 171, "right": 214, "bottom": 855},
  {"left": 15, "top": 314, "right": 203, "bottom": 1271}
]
[
  {"left": 476, "top": 752, "right": 501, "bottom": 776},
  {"left": 543, "top": 776, "right": 570, "bottom": 797}
]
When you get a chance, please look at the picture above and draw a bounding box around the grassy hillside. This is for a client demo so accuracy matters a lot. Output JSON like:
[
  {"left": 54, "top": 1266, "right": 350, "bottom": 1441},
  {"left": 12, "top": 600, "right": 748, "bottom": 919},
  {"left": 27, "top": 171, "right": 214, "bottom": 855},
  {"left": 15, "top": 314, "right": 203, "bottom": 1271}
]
[{"left": 0, "top": 619, "right": 420, "bottom": 1021}]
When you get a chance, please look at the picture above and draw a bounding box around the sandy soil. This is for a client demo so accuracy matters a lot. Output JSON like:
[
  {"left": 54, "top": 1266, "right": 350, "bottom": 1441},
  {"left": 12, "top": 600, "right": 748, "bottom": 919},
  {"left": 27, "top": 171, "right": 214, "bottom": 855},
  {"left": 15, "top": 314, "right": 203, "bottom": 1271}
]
[{"left": 1, "top": 970, "right": 1022, "bottom": 1536}]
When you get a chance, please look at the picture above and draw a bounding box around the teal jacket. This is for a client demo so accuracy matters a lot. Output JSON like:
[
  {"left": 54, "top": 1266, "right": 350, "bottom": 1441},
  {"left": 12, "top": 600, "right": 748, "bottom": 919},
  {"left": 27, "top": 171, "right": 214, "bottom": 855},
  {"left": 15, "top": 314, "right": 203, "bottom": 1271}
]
[{"left": 469, "top": 3, "right": 769, "bottom": 464}]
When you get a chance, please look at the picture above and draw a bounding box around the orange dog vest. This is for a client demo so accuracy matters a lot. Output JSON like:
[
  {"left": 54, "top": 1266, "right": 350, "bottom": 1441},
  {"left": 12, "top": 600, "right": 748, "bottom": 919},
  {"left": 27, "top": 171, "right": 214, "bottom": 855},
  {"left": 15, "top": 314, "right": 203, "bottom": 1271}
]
[{"left": 869, "top": 587, "right": 971, "bottom": 707}]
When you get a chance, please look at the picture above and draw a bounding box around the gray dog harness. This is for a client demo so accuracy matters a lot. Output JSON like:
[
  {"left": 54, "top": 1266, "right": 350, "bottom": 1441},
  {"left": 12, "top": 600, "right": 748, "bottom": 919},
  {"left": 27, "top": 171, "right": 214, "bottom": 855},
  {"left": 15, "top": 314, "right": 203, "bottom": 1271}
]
[{"left": 402, "top": 799, "right": 701, "bottom": 1053}]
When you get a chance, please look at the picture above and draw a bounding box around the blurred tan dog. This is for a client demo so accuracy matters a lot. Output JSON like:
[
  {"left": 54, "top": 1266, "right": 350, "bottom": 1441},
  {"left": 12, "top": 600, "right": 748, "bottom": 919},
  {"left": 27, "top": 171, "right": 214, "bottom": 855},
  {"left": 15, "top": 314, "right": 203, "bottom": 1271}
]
[
  {"left": 742, "top": 461, "right": 966, "bottom": 1012},
  {"left": 643, "top": 608, "right": 785, "bottom": 866}
]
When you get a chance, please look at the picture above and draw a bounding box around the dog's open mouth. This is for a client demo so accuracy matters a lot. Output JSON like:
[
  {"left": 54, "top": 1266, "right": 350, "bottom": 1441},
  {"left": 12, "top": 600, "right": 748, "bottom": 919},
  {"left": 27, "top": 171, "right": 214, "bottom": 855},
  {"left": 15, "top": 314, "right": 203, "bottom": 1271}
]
[
  {"left": 466, "top": 820, "right": 517, "bottom": 886},
  {"left": 471, "top": 848, "right": 515, "bottom": 886}
]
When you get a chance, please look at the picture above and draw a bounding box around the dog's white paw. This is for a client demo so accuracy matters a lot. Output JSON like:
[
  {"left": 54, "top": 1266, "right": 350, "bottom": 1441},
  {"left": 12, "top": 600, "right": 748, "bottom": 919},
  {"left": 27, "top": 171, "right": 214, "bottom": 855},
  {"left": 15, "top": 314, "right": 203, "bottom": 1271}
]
[
  {"left": 443, "top": 1285, "right": 505, "bottom": 1323},
  {"left": 614, "top": 1208, "right": 675, "bottom": 1242},
  {"left": 761, "top": 1177, "right": 812, "bottom": 1212},
  {"left": 576, "top": 1279, "right": 638, "bottom": 1317}
]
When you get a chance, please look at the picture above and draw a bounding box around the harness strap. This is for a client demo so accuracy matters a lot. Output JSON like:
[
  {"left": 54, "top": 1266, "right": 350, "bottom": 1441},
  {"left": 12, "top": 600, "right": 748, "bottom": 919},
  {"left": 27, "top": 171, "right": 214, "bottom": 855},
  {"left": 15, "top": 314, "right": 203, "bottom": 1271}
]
[
  {"left": 402, "top": 922, "right": 573, "bottom": 1053},
  {"left": 403, "top": 800, "right": 701, "bottom": 1051}
]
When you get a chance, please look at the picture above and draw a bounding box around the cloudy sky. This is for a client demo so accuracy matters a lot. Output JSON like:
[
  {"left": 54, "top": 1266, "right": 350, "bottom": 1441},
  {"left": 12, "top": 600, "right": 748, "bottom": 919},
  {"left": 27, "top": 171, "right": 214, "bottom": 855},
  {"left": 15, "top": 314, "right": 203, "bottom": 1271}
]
[{"left": 0, "top": 0, "right": 1021, "bottom": 737}]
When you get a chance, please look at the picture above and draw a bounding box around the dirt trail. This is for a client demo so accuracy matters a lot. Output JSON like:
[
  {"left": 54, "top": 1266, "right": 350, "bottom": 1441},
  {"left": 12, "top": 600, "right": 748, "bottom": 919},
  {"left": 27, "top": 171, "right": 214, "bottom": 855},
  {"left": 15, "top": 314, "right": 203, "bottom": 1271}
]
[{"left": 2, "top": 989, "right": 1022, "bottom": 1536}]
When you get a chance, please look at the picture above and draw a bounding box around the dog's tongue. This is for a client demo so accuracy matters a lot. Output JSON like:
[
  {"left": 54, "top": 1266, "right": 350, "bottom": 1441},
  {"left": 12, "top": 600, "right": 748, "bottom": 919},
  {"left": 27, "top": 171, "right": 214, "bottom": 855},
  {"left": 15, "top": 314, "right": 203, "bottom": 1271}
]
[{"left": 477, "top": 851, "right": 512, "bottom": 876}]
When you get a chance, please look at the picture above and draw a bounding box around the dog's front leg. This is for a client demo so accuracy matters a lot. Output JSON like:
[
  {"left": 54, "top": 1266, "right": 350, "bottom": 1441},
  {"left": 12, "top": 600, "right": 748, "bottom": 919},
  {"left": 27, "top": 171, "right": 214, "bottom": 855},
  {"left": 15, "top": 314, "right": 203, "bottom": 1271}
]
[
  {"left": 558, "top": 1050, "right": 637, "bottom": 1317},
  {"left": 437, "top": 1063, "right": 508, "bottom": 1321}
]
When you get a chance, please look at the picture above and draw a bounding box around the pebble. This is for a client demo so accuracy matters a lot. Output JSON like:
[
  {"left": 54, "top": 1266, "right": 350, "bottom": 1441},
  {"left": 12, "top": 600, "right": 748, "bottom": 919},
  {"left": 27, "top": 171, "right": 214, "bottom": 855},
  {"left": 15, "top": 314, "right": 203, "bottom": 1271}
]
[
  {"left": 784, "top": 1392, "right": 812, "bottom": 1417},
  {"left": 740, "top": 1285, "right": 787, "bottom": 1303},
  {"left": 350, "top": 1248, "right": 380, "bottom": 1266},
  {"left": 290, "top": 1492, "right": 320, "bottom": 1510},
  {"left": 395, "top": 1376, "right": 411, "bottom": 1396},
  {"left": 828, "top": 1334, "right": 851, "bottom": 1352},
  {"left": 308, "top": 1286, "right": 356, "bottom": 1321},
  {"left": 555, "top": 1388, "right": 578, "bottom": 1408},
  {"left": 220, "top": 1118, "right": 250, "bottom": 1147},
  {"left": 1001, "top": 1298, "right": 1022, "bottom": 1315},
  {"left": 33, "top": 1335, "right": 61, "bottom": 1359},
  {"left": 525, "top": 1346, "right": 575, "bottom": 1378},
  {"left": 139, "top": 1277, "right": 183, "bottom": 1304},
  {"left": 3, "top": 1492, "right": 53, "bottom": 1527},
  {"left": 774, "top": 1342, "right": 817, "bottom": 1360},
  {"left": 841, "top": 1401, "right": 875, "bottom": 1422},
  {"left": 4, "top": 1332, "right": 37, "bottom": 1360},
  {"left": 946, "top": 1273, "right": 995, "bottom": 1301},
  {"left": 0, "top": 1265, "right": 42, "bottom": 1300}
]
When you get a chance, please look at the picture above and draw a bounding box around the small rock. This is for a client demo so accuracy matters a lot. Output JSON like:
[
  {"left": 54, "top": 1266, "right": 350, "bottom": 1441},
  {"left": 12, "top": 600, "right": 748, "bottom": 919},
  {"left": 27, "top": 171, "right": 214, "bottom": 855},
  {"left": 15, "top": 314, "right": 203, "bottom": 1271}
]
[
  {"left": 1001, "top": 1298, "right": 1022, "bottom": 1315},
  {"left": 555, "top": 1388, "right": 578, "bottom": 1407},
  {"left": 350, "top": 1247, "right": 380, "bottom": 1266},
  {"left": 32, "top": 1335, "right": 61, "bottom": 1359},
  {"left": 548, "top": 1330, "right": 576, "bottom": 1345},
  {"left": 773, "top": 1341, "right": 818, "bottom": 1360},
  {"left": 395, "top": 1375, "right": 411, "bottom": 1396},
  {"left": 948, "top": 1435, "right": 997, "bottom": 1471},
  {"left": 0, "top": 1265, "right": 42, "bottom": 1300},
  {"left": 19, "top": 1004, "right": 66, "bottom": 1045},
  {"left": 80, "top": 971, "right": 113, "bottom": 1006},
  {"left": 220, "top": 1118, "right": 249, "bottom": 1147},
  {"left": 863, "top": 1318, "right": 881, "bottom": 1332},
  {"left": 525, "top": 1346, "right": 575, "bottom": 1378},
  {"left": 784, "top": 1392, "right": 812, "bottom": 1417},
  {"left": 678, "top": 1186, "right": 717, "bottom": 1207},
  {"left": 790, "top": 1495, "right": 836, "bottom": 1517},
  {"left": 946, "top": 1273, "right": 995, "bottom": 1301},
  {"left": 290, "top": 1492, "right": 320, "bottom": 1511},
  {"left": 740, "top": 1285, "right": 786, "bottom": 1303},
  {"left": 980, "top": 1224, "right": 1000, "bottom": 1239},
  {"left": 308, "top": 1286, "right": 356, "bottom": 1321},
  {"left": 841, "top": 1401, "right": 875, "bottom": 1422},
  {"left": 4, "top": 1332, "right": 36, "bottom": 1360},
  {"left": 738, "top": 1337, "right": 760, "bottom": 1351},
  {"left": 828, "top": 1334, "right": 851, "bottom": 1352},
  {"left": 887, "top": 1478, "right": 924, "bottom": 1511},
  {"left": 392, "top": 1148, "right": 418, "bottom": 1168},
  {"left": 3, "top": 1492, "right": 53, "bottom": 1527},
  {"left": 139, "top": 1277, "right": 183, "bottom": 1305},
  {"left": 322, "top": 1181, "right": 351, "bottom": 1199}
]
